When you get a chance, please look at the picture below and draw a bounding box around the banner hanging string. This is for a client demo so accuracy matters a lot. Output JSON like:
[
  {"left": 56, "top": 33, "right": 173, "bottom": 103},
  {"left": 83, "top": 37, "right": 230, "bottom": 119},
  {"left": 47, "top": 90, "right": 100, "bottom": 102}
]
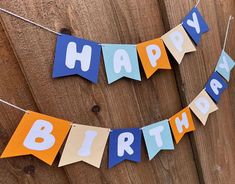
[
  {"left": 0, "top": 7, "right": 61, "bottom": 36},
  {"left": 195, "top": 0, "right": 201, "bottom": 7},
  {"left": 0, "top": 1, "right": 203, "bottom": 39},
  {"left": 0, "top": 6, "right": 233, "bottom": 129},
  {"left": 223, "top": 15, "right": 234, "bottom": 51},
  {"left": 0, "top": 14, "right": 233, "bottom": 130},
  {"left": 0, "top": 98, "right": 142, "bottom": 130},
  {"left": 0, "top": 99, "right": 28, "bottom": 113}
]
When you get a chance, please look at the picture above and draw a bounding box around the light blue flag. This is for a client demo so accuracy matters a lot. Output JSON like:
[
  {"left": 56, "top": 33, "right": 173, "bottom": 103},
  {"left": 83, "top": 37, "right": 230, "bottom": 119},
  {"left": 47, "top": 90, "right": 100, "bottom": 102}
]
[
  {"left": 142, "top": 120, "right": 174, "bottom": 160},
  {"left": 215, "top": 50, "right": 235, "bottom": 82},
  {"left": 102, "top": 44, "right": 141, "bottom": 84}
]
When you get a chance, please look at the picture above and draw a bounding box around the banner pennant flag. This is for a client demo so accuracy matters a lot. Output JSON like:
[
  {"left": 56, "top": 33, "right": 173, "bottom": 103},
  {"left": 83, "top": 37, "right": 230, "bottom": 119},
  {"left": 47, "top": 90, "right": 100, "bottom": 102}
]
[
  {"left": 59, "top": 124, "right": 110, "bottom": 168},
  {"left": 1, "top": 111, "right": 71, "bottom": 165},
  {"left": 142, "top": 120, "right": 174, "bottom": 160},
  {"left": 161, "top": 24, "right": 196, "bottom": 64},
  {"left": 169, "top": 107, "right": 195, "bottom": 144},
  {"left": 137, "top": 38, "right": 171, "bottom": 79},
  {"left": 205, "top": 71, "right": 228, "bottom": 103},
  {"left": 52, "top": 34, "right": 101, "bottom": 83},
  {"left": 102, "top": 44, "right": 141, "bottom": 84},
  {"left": 215, "top": 50, "right": 235, "bottom": 82},
  {"left": 189, "top": 89, "right": 218, "bottom": 125},
  {"left": 108, "top": 128, "right": 141, "bottom": 168},
  {"left": 182, "top": 7, "right": 209, "bottom": 45}
]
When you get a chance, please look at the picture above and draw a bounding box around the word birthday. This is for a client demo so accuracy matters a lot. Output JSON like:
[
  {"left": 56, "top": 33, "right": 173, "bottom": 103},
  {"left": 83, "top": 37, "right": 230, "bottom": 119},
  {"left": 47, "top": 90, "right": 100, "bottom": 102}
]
[
  {"left": 1, "top": 48, "right": 234, "bottom": 168},
  {"left": 0, "top": 4, "right": 234, "bottom": 169}
]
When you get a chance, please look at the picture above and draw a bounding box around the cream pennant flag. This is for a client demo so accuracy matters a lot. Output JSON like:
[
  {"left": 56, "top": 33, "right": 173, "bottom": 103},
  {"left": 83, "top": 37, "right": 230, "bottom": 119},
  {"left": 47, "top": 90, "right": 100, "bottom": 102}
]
[
  {"left": 161, "top": 24, "right": 196, "bottom": 64},
  {"left": 189, "top": 89, "right": 218, "bottom": 125},
  {"left": 59, "top": 124, "right": 110, "bottom": 168}
]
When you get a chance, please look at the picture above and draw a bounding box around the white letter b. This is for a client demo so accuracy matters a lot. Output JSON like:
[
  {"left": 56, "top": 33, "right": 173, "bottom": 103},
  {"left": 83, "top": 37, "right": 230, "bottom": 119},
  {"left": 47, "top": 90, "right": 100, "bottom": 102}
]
[{"left": 23, "top": 120, "right": 55, "bottom": 151}]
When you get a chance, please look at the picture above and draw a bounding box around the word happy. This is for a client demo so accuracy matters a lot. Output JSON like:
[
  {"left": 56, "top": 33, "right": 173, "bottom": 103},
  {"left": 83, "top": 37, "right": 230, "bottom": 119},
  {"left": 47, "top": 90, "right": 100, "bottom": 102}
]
[{"left": 53, "top": 7, "right": 208, "bottom": 84}]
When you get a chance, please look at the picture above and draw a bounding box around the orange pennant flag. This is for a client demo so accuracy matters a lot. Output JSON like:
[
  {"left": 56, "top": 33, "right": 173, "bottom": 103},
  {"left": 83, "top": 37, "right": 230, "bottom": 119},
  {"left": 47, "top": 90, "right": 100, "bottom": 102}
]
[
  {"left": 169, "top": 107, "right": 195, "bottom": 144},
  {"left": 137, "top": 38, "right": 171, "bottom": 79},
  {"left": 1, "top": 111, "right": 71, "bottom": 165}
]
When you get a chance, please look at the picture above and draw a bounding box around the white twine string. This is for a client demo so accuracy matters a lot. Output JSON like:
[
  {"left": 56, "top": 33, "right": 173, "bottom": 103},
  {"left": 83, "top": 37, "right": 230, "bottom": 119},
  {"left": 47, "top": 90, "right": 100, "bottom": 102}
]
[
  {"left": 195, "top": 0, "right": 201, "bottom": 7},
  {"left": 0, "top": 7, "right": 61, "bottom": 36},
  {"left": 0, "top": 98, "right": 171, "bottom": 131},
  {"left": 223, "top": 15, "right": 234, "bottom": 51},
  {"left": 0, "top": 99, "right": 28, "bottom": 113},
  {"left": 181, "top": 0, "right": 201, "bottom": 25}
]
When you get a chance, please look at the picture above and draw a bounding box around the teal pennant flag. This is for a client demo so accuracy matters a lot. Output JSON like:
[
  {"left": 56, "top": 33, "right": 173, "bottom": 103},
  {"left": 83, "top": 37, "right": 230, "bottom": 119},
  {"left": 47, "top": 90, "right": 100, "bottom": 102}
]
[
  {"left": 142, "top": 120, "right": 174, "bottom": 160},
  {"left": 215, "top": 50, "right": 235, "bottom": 82},
  {"left": 102, "top": 44, "right": 141, "bottom": 84}
]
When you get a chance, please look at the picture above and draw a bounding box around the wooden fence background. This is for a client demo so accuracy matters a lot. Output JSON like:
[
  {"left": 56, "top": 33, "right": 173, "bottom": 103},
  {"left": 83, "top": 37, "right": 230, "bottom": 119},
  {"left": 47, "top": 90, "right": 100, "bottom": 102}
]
[{"left": 0, "top": 0, "right": 234, "bottom": 183}]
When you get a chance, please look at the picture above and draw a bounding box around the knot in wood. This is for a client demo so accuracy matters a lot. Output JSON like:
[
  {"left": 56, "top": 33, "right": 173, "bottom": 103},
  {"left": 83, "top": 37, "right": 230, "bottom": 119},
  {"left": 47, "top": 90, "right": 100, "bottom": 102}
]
[
  {"left": 60, "top": 28, "right": 72, "bottom": 35},
  {"left": 23, "top": 165, "right": 35, "bottom": 175},
  {"left": 92, "top": 105, "right": 100, "bottom": 113}
]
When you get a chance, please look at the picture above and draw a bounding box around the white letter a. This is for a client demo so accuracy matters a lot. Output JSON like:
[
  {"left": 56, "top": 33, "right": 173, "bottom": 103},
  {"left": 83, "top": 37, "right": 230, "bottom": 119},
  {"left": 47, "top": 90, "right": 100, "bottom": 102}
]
[{"left": 113, "top": 49, "right": 132, "bottom": 73}]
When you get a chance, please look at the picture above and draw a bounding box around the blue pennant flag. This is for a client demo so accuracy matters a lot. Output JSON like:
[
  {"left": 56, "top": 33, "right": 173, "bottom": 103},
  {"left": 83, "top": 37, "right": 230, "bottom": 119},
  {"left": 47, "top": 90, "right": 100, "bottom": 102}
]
[
  {"left": 142, "top": 120, "right": 174, "bottom": 160},
  {"left": 102, "top": 44, "right": 141, "bottom": 84},
  {"left": 205, "top": 72, "right": 228, "bottom": 103},
  {"left": 215, "top": 50, "right": 235, "bottom": 82},
  {"left": 108, "top": 128, "right": 141, "bottom": 168},
  {"left": 53, "top": 34, "right": 101, "bottom": 83},
  {"left": 182, "top": 7, "right": 209, "bottom": 45}
]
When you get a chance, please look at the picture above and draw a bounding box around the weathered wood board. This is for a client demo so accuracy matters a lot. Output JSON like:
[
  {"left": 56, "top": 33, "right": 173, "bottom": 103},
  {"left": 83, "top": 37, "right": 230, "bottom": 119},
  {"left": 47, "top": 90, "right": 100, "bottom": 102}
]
[{"left": 0, "top": 0, "right": 234, "bottom": 183}]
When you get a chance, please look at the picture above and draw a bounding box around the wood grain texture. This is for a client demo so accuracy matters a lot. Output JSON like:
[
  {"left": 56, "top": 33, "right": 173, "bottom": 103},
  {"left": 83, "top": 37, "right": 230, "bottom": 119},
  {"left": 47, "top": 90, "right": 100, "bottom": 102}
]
[
  {"left": 214, "top": 0, "right": 235, "bottom": 124},
  {"left": 0, "top": 1, "right": 198, "bottom": 183},
  {"left": 159, "top": 0, "right": 235, "bottom": 183},
  {"left": 0, "top": 0, "right": 234, "bottom": 183},
  {"left": 0, "top": 22, "right": 69, "bottom": 183},
  {"left": 0, "top": 0, "right": 199, "bottom": 183}
]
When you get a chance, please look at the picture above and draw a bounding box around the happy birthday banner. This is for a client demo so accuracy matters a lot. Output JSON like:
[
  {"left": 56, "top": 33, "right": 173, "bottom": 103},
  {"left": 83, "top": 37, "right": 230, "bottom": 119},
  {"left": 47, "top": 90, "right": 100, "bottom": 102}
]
[
  {"left": 52, "top": 6, "right": 208, "bottom": 84},
  {"left": 1, "top": 47, "right": 234, "bottom": 168},
  {"left": 0, "top": 4, "right": 208, "bottom": 84},
  {"left": 0, "top": 4, "right": 234, "bottom": 169}
]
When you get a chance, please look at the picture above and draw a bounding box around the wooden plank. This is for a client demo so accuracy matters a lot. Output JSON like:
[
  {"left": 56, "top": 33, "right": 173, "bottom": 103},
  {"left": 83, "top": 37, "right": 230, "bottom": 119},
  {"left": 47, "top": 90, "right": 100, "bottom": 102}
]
[
  {"left": 159, "top": 0, "right": 235, "bottom": 183},
  {"left": 214, "top": 0, "right": 235, "bottom": 119},
  {"left": 0, "top": 22, "right": 69, "bottom": 183},
  {"left": 0, "top": 0, "right": 200, "bottom": 183}
]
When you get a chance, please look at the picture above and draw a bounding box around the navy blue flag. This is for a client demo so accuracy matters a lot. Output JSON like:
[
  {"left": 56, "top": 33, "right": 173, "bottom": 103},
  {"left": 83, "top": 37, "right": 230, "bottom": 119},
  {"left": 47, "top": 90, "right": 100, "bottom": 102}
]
[
  {"left": 108, "top": 128, "right": 141, "bottom": 168},
  {"left": 53, "top": 34, "right": 101, "bottom": 83},
  {"left": 205, "top": 72, "right": 228, "bottom": 103},
  {"left": 182, "top": 7, "right": 209, "bottom": 45}
]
